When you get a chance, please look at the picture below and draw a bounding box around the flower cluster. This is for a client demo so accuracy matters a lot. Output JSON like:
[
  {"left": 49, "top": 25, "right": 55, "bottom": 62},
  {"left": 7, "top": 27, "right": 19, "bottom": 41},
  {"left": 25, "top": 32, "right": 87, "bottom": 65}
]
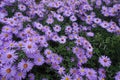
[{"left": 0, "top": 0, "right": 119, "bottom": 80}]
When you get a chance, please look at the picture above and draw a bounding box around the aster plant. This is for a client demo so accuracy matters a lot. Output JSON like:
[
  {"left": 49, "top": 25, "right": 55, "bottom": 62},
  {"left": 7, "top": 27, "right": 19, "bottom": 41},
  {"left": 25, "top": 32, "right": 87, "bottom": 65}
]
[{"left": 0, "top": 0, "right": 120, "bottom": 80}]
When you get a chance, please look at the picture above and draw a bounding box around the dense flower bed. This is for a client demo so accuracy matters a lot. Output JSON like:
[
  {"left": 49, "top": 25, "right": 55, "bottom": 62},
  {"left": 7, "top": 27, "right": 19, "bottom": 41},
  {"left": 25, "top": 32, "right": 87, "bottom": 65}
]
[{"left": 0, "top": 0, "right": 120, "bottom": 80}]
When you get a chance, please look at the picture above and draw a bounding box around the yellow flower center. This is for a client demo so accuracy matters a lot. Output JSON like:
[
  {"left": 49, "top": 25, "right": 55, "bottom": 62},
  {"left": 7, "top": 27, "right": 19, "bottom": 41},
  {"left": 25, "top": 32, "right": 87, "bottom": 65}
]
[
  {"left": 6, "top": 68, "right": 11, "bottom": 73},
  {"left": 23, "top": 63, "right": 28, "bottom": 68},
  {"left": 7, "top": 54, "right": 12, "bottom": 59},
  {"left": 65, "top": 77, "right": 69, "bottom": 80}
]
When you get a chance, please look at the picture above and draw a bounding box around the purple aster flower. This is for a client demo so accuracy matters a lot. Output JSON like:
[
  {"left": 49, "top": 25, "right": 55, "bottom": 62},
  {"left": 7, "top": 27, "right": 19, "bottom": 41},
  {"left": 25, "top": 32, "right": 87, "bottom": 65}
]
[
  {"left": 53, "top": 25, "right": 61, "bottom": 32},
  {"left": 15, "top": 70, "right": 26, "bottom": 80},
  {"left": 72, "top": 22, "right": 79, "bottom": 27},
  {"left": 0, "top": 65, "right": 16, "bottom": 79},
  {"left": 61, "top": 74, "right": 72, "bottom": 80},
  {"left": 98, "top": 77, "right": 106, "bottom": 80},
  {"left": 68, "top": 34, "right": 74, "bottom": 40},
  {"left": 2, "top": 25, "right": 12, "bottom": 33},
  {"left": 57, "top": 66, "right": 65, "bottom": 75},
  {"left": 56, "top": 14, "right": 64, "bottom": 22},
  {"left": 51, "top": 63, "right": 60, "bottom": 70},
  {"left": 73, "top": 75, "right": 83, "bottom": 80},
  {"left": 85, "top": 68, "right": 97, "bottom": 80},
  {"left": 44, "top": 49, "right": 53, "bottom": 58},
  {"left": 59, "top": 36, "right": 67, "bottom": 44},
  {"left": 1, "top": 50, "right": 18, "bottom": 64},
  {"left": 78, "top": 55, "right": 88, "bottom": 65},
  {"left": 86, "top": 51, "right": 93, "bottom": 58},
  {"left": 93, "top": 18, "right": 102, "bottom": 24},
  {"left": 46, "top": 18, "right": 54, "bottom": 24},
  {"left": 74, "top": 37, "right": 84, "bottom": 46},
  {"left": 115, "top": 71, "right": 120, "bottom": 80},
  {"left": 6, "top": 40, "right": 17, "bottom": 48},
  {"left": 52, "top": 34, "right": 60, "bottom": 42},
  {"left": 70, "top": 68, "right": 78, "bottom": 75},
  {"left": 63, "top": 10, "right": 72, "bottom": 17},
  {"left": 23, "top": 41, "right": 38, "bottom": 54},
  {"left": 65, "top": 26, "right": 72, "bottom": 34},
  {"left": 76, "top": 48, "right": 85, "bottom": 58},
  {"left": 34, "top": 55, "right": 45, "bottom": 66},
  {"left": 18, "top": 4, "right": 26, "bottom": 11},
  {"left": 28, "top": 73, "right": 35, "bottom": 80},
  {"left": 98, "top": 68, "right": 106, "bottom": 78},
  {"left": 100, "top": 21, "right": 110, "bottom": 29},
  {"left": 70, "top": 15, "right": 77, "bottom": 22},
  {"left": 33, "top": 22, "right": 43, "bottom": 30},
  {"left": 18, "top": 59, "right": 34, "bottom": 72},
  {"left": 87, "top": 32, "right": 94, "bottom": 37},
  {"left": 99, "top": 55, "right": 111, "bottom": 67},
  {"left": 39, "top": 36, "right": 46, "bottom": 43},
  {"left": 72, "top": 46, "right": 80, "bottom": 54},
  {"left": 96, "top": 0, "right": 102, "bottom": 7},
  {"left": 78, "top": 67, "right": 86, "bottom": 76},
  {"left": 0, "top": 32, "right": 12, "bottom": 41}
]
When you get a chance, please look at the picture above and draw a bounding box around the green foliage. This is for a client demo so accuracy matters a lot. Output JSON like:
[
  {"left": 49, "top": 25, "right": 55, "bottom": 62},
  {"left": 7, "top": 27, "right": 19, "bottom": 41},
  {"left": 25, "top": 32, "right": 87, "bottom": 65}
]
[{"left": 85, "top": 27, "right": 120, "bottom": 80}]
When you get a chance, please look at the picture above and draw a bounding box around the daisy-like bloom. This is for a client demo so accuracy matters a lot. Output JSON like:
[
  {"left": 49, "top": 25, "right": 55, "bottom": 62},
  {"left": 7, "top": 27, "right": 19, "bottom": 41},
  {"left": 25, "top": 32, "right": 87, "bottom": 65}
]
[
  {"left": 51, "top": 63, "right": 60, "bottom": 70},
  {"left": 18, "top": 4, "right": 26, "bottom": 11},
  {"left": 59, "top": 36, "right": 67, "bottom": 44},
  {"left": 78, "top": 55, "right": 88, "bottom": 65},
  {"left": 56, "top": 14, "right": 64, "bottom": 22},
  {"left": 70, "top": 15, "right": 77, "bottom": 22},
  {"left": 85, "top": 68, "right": 97, "bottom": 80},
  {"left": 2, "top": 25, "right": 12, "bottom": 33},
  {"left": 17, "top": 41, "right": 24, "bottom": 48},
  {"left": 96, "top": 0, "right": 102, "bottom": 7},
  {"left": 18, "top": 59, "right": 34, "bottom": 72},
  {"left": 1, "top": 50, "right": 18, "bottom": 64},
  {"left": 76, "top": 48, "right": 85, "bottom": 58},
  {"left": 99, "top": 55, "right": 111, "bottom": 67},
  {"left": 23, "top": 41, "right": 38, "bottom": 54},
  {"left": 63, "top": 10, "right": 72, "bottom": 17},
  {"left": 52, "top": 34, "right": 60, "bottom": 42},
  {"left": 0, "top": 32, "right": 12, "bottom": 41},
  {"left": 0, "top": 65, "right": 16, "bottom": 79},
  {"left": 56, "top": 55, "right": 63, "bottom": 63},
  {"left": 115, "top": 71, "right": 120, "bottom": 80},
  {"left": 72, "top": 22, "right": 78, "bottom": 27},
  {"left": 75, "top": 37, "right": 84, "bottom": 46},
  {"left": 28, "top": 73, "right": 35, "bottom": 80},
  {"left": 34, "top": 55, "right": 45, "bottom": 66},
  {"left": 100, "top": 21, "right": 109, "bottom": 29},
  {"left": 78, "top": 67, "right": 86, "bottom": 76},
  {"left": 44, "top": 49, "right": 53, "bottom": 58},
  {"left": 86, "top": 32, "right": 94, "bottom": 37},
  {"left": 57, "top": 66, "right": 65, "bottom": 75},
  {"left": 73, "top": 75, "right": 83, "bottom": 80},
  {"left": 98, "top": 77, "right": 106, "bottom": 80},
  {"left": 68, "top": 34, "right": 74, "bottom": 40},
  {"left": 72, "top": 46, "right": 80, "bottom": 54},
  {"left": 15, "top": 70, "right": 26, "bottom": 80},
  {"left": 6, "top": 40, "right": 17, "bottom": 49},
  {"left": 86, "top": 51, "right": 93, "bottom": 59},
  {"left": 39, "top": 36, "right": 46, "bottom": 43},
  {"left": 33, "top": 22, "right": 43, "bottom": 30},
  {"left": 61, "top": 74, "right": 72, "bottom": 80},
  {"left": 53, "top": 25, "right": 61, "bottom": 32},
  {"left": 70, "top": 68, "right": 78, "bottom": 75},
  {"left": 98, "top": 68, "right": 106, "bottom": 78},
  {"left": 65, "top": 26, "right": 72, "bottom": 34},
  {"left": 46, "top": 18, "right": 54, "bottom": 24}
]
